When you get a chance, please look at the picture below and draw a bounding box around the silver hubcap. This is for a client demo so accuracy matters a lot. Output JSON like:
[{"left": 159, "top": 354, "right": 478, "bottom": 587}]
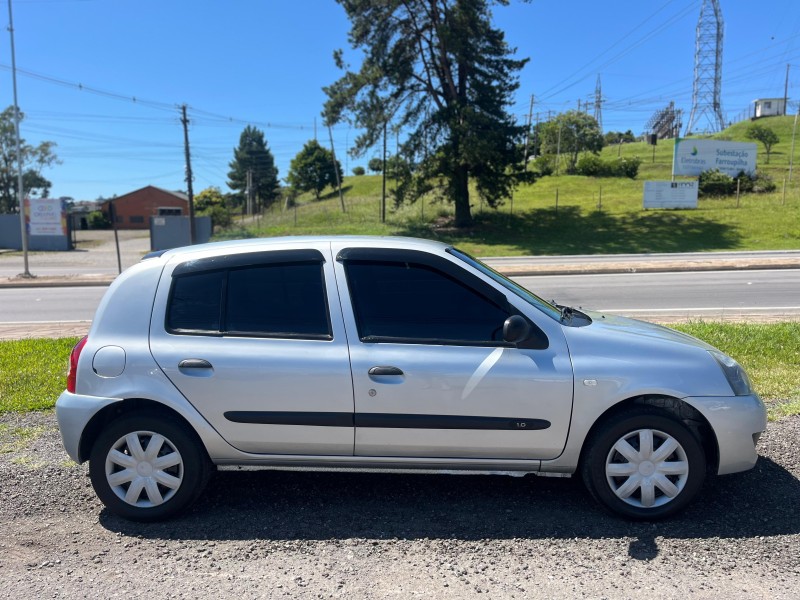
[
  {"left": 605, "top": 428, "right": 689, "bottom": 509},
  {"left": 105, "top": 431, "right": 184, "bottom": 508}
]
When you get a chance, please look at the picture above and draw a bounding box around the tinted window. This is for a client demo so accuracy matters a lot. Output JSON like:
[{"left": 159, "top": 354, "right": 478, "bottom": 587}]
[
  {"left": 167, "top": 261, "right": 330, "bottom": 339},
  {"left": 168, "top": 271, "right": 224, "bottom": 332},
  {"left": 226, "top": 263, "right": 330, "bottom": 337},
  {"left": 345, "top": 260, "right": 509, "bottom": 344}
]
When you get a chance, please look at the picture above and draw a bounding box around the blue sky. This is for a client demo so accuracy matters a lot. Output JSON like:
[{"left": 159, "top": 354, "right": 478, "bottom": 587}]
[{"left": 3, "top": 0, "right": 799, "bottom": 201}]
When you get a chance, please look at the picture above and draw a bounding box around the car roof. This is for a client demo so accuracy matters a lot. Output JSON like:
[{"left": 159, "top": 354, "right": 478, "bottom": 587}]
[{"left": 144, "top": 235, "right": 451, "bottom": 262}]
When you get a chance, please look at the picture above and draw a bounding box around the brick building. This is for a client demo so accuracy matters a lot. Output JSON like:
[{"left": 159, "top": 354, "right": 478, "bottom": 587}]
[{"left": 102, "top": 186, "right": 189, "bottom": 230}]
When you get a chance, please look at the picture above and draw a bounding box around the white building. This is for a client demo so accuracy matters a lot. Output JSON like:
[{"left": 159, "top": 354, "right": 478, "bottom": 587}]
[{"left": 753, "top": 98, "right": 786, "bottom": 118}]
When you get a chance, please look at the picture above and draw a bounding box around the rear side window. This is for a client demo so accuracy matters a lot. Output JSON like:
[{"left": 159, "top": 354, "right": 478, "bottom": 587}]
[
  {"left": 166, "top": 257, "right": 331, "bottom": 339},
  {"left": 226, "top": 264, "right": 329, "bottom": 337},
  {"left": 344, "top": 260, "right": 510, "bottom": 345}
]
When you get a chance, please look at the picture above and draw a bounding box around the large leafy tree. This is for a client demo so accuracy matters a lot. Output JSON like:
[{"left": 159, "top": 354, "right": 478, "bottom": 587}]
[
  {"left": 324, "top": 0, "right": 530, "bottom": 227},
  {"left": 0, "top": 107, "right": 59, "bottom": 213},
  {"left": 227, "top": 125, "right": 280, "bottom": 210},
  {"left": 287, "top": 140, "right": 343, "bottom": 200},
  {"left": 539, "top": 111, "right": 604, "bottom": 173}
]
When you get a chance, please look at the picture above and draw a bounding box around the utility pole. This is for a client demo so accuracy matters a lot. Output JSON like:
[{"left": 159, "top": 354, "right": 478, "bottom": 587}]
[
  {"left": 784, "top": 64, "right": 790, "bottom": 116},
  {"left": 180, "top": 104, "right": 196, "bottom": 244},
  {"left": 327, "top": 123, "right": 346, "bottom": 213},
  {"left": 8, "top": 0, "right": 30, "bottom": 277},
  {"left": 246, "top": 169, "right": 253, "bottom": 216},
  {"left": 522, "top": 94, "right": 534, "bottom": 170}
]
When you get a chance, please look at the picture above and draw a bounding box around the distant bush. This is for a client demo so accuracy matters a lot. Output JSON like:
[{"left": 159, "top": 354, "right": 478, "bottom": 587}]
[
  {"left": 198, "top": 205, "right": 232, "bottom": 230},
  {"left": 352, "top": 166, "right": 366, "bottom": 176},
  {"left": 532, "top": 155, "right": 555, "bottom": 176},
  {"left": 574, "top": 155, "right": 641, "bottom": 179},
  {"left": 87, "top": 210, "right": 110, "bottom": 229},
  {"left": 698, "top": 169, "right": 777, "bottom": 197}
]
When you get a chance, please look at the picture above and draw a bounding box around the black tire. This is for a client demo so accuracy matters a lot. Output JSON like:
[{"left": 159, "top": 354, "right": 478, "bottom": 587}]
[
  {"left": 581, "top": 408, "right": 706, "bottom": 520},
  {"left": 89, "top": 413, "right": 212, "bottom": 521}
]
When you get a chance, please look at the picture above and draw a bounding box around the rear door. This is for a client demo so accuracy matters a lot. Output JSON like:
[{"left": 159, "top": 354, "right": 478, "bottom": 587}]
[{"left": 149, "top": 243, "right": 355, "bottom": 456}]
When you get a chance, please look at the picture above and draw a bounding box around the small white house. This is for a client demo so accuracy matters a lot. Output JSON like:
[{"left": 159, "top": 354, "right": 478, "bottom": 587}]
[{"left": 753, "top": 98, "right": 786, "bottom": 118}]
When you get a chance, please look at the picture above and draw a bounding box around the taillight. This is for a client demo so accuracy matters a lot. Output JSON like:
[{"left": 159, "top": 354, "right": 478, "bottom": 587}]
[{"left": 67, "top": 336, "right": 88, "bottom": 393}]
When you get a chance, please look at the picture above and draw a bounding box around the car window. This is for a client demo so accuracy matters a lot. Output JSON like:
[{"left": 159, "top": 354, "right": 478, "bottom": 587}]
[
  {"left": 344, "top": 260, "right": 510, "bottom": 345},
  {"left": 167, "top": 260, "right": 331, "bottom": 339},
  {"left": 226, "top": 263, "right": 329, "bottom": 337},
  {"left": 168, "top": 271, "right": 224, "bottom": 332}
]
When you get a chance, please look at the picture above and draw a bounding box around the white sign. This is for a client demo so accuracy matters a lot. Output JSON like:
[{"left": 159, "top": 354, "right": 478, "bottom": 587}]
[
  {"left": 643, "top": 181, "right": 699, "bottom": 209},
  {"left": 673, "top": 139, "right": 757, "bottom": 177},
  {"left": 25, "top": 197, "right": 67, "bottom": 236}
]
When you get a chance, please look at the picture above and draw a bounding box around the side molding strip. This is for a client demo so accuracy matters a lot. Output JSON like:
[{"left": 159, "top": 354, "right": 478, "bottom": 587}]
[{"left": 224, "top": 411, "right": 550, "bottom": 431}]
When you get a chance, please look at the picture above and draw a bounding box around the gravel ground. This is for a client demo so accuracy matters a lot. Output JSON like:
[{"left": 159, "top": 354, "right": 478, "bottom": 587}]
[{"left": 1, "top": 411, "right": 799, "bottom": 599}]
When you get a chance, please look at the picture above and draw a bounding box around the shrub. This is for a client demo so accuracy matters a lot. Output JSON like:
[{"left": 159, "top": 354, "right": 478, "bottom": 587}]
[
  {"left": 532, "top": 155, "right": 555, "bottom": 176},
  {"left": 697, "top": 169, "right": 776, "bottom": 197},
  {"left": 87, "top": 210, "right": 110, "bottom": 229},
  {"left": 352, "top": 166, "right": 366, "bottom": 176},
  {"left": 198, "top": 205, "right": 232, "bottom": 230},
  {"left": 575, "top": 154, "right": 603, "bottom": 176},
  {"left": 698, "top": 169, "right": 735, "bottom": 196},
  {"left": 574, "top": 155, "right": 641, "bottom": 179}
]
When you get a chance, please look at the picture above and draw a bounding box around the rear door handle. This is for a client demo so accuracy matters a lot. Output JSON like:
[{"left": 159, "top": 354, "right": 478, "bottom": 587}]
[
  {"left": 368, "top": 366, "right": 404, "bottom": 376},
  {"left": 178, "top": 359, "right": 213, "bottom": 369}
]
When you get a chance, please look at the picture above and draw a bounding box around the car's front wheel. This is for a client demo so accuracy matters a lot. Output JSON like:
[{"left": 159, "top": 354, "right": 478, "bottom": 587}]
[
  {"left": 89, "top": 413, "right": 212, "bottom": 521},
  {"left": 581, "top": 408, "right": 706, "bottom": 520}
]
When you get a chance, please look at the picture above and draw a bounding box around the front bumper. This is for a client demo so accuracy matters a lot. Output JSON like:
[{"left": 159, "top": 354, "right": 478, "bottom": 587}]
[
  {"left": 55, "top": 391, "right": 120, "bottom": 463},
  {"left": 683, "top": 393, "right": 767, "bottom": 475}
]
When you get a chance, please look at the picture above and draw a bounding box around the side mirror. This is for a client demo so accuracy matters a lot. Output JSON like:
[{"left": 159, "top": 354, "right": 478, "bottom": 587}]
[{"left": 503, "top": 315, "right": 531, "bottom": 344}]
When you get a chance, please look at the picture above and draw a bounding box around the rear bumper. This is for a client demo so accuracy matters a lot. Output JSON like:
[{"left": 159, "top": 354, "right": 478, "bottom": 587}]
[
  {"left": 683, "top": 394, "right": 767, "bottom": 475},
  {"left": 55, "top": 391, "right": 120, "bottom": 463}
]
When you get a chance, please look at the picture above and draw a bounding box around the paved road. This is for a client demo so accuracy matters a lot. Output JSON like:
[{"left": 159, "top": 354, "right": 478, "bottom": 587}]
[
  {"left": 522, "top": 268, "right": 800, "bottom": 319},
  {"left": 1, "top": 270, "right": 798, "bottom": 332}
]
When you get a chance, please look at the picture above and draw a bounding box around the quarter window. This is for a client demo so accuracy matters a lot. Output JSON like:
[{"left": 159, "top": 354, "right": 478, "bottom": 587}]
[{"left": 345, "top": 260, "right": 510, "bottom": 345}]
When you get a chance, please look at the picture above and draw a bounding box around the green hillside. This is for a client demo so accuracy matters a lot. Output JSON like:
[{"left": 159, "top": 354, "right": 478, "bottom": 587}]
[{"left": 233, "top": 116, "right": 800, "bottom": 257}]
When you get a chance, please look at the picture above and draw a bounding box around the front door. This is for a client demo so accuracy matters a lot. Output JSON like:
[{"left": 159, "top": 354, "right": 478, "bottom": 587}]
[{"left": 333, "top": 245, "right": 573, "bottom": 461}]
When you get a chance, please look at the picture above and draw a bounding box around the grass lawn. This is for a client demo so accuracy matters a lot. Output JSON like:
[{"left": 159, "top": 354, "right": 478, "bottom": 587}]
[
  {"left": 224, "top": 115, "right": 800, "bottom": 257},
  {"left": 1, "top": 324, "right": 797, "bottom": 419}
]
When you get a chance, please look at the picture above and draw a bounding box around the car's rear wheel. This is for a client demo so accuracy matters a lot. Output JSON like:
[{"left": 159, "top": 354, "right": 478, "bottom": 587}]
[
  {"left": 581, "top": 408, "right": 706, "bottom": 520},
  {"left": 89, "top": 414, "right": 212, "bottom": 521}
]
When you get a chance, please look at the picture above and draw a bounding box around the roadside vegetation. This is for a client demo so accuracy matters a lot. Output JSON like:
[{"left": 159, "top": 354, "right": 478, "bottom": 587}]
[
  {"left": 211, "top": 116, "right": 800, "bottom": 257},
  {"left": 1, "top": 323, "right": 798, "bottom": 418}
]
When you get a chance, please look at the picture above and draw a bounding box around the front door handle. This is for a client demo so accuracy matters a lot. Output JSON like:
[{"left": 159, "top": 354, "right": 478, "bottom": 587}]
[
  {"left": 368, "top": 366, "right": 404, "bottom": 376},
  {"left": 179, "top": 358, "right": 213, "bottom": 370}
]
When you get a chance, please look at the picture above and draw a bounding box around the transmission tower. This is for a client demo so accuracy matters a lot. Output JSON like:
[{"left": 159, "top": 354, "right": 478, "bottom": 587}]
[
  {"left": 685, "top": 0, "right": 725, "bottom": 135},
  {"left": 594, "top": 74, "right": 603, "bottom": 132}
]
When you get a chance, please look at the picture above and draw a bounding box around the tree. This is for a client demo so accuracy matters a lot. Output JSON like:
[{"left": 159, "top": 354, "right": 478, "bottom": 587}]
[
  {"left": 0, "top": 107, "right": 59, "bottom": 213},
  {"left": 539, "top": 111, "right": 604, "bottom": 173},
  {"left": 286, "top": 140, "right": 343, "bottom": 200},
  {"left": 227, "top": 125, "right": 280, "bottom": 210},
  {"left": 746, "top": 123, "right": 779, "bottom": 164},
  {"left": 324, "top": 0, "right": 530, "bottom": 227},
  {"left": 194, "top": 186, "right": 232, "bottom": 229},
  {"left": 367, "top": 158, "right": 383, "bottom": 173},
  {"left": 352, "top": 166, "right": 366, "bottom": 176}
]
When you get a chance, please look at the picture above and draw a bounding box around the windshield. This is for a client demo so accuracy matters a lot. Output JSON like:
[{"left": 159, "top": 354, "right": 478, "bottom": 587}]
[{"left": 447, "top": 247, "right": 562, "bottom": 321}]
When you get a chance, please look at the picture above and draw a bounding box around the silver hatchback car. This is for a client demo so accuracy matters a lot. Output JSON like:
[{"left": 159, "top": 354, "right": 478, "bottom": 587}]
[{"left": 56, "top": 236, "right": 766, "bottom": 521}]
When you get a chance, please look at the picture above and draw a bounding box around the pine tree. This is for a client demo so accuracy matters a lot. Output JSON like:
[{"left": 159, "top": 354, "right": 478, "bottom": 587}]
[
  {"left": 324, "top": 0, "right": 530, "bottom": 227},
  {"left": 227, "top": 126, "right": 279, "bottom": 210}
]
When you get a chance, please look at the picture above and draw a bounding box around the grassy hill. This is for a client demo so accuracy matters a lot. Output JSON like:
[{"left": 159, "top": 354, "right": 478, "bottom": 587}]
[{"left": 231, "top": 116, "right": 800, "bottom": 257}]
